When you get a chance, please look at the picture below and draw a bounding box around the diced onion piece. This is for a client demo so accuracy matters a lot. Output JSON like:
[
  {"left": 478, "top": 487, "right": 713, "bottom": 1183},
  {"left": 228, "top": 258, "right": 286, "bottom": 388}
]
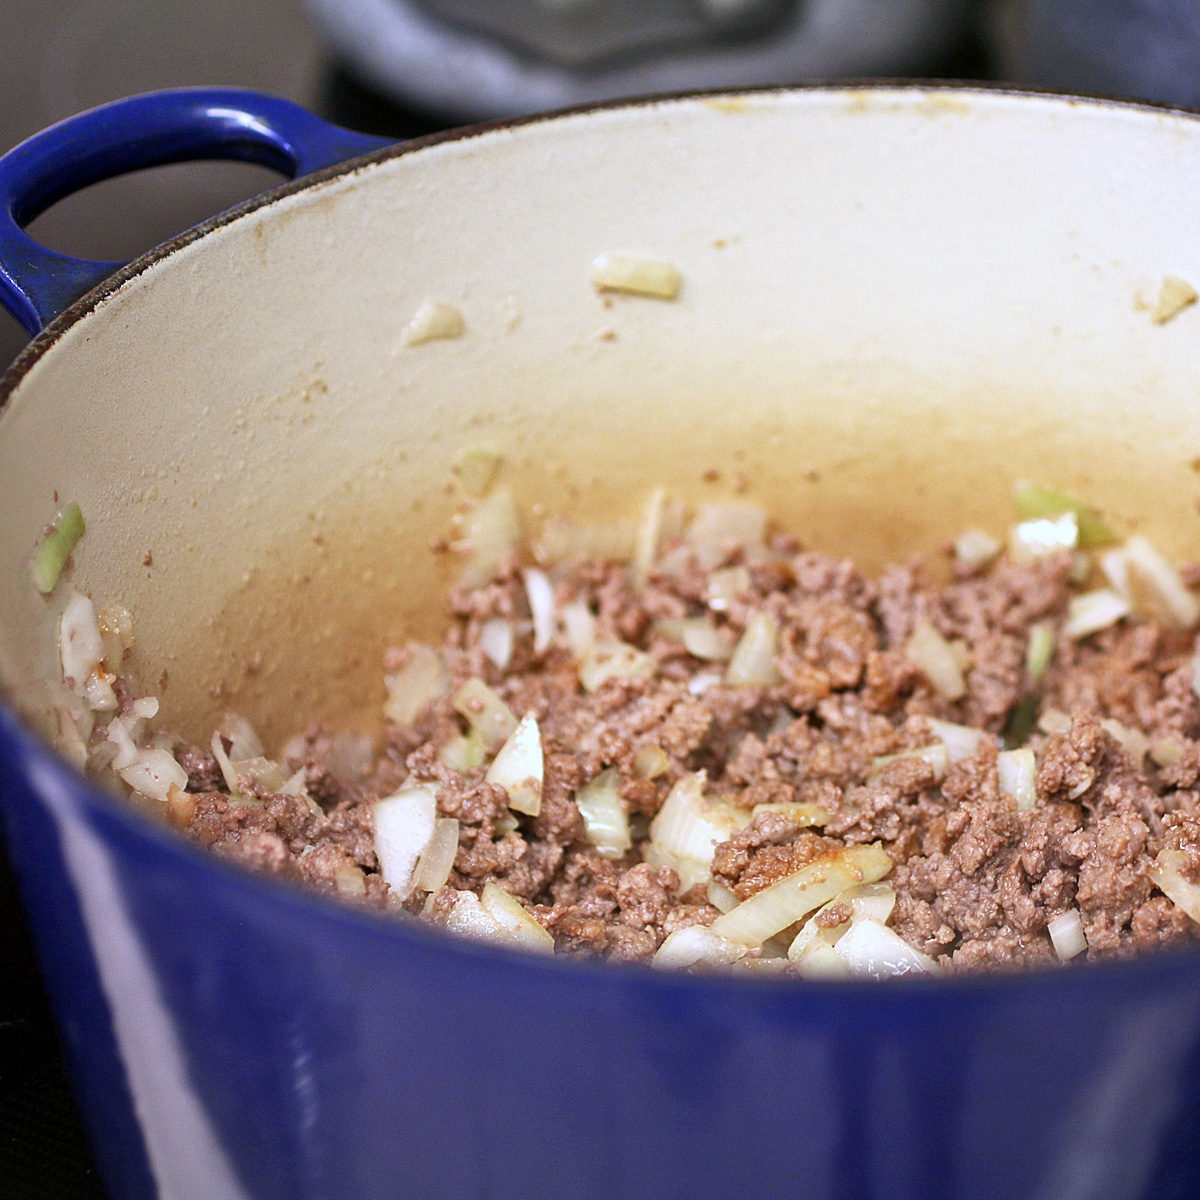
[
  {"left": 1152, "top": 275, "right": 1198, "bottom": 325},
  {"left": 707, "top": 566, "right": 752, "bottom": 613},
  {"left": 480, "top": 882, "right": 555, "bottom": 953},
  {"left": 402, "top": 298, "right": 464, "bottom": 345},
  {"left": 706, "top": 880, "right": 740, "bottom": 913},
  {"left": 633, "top": 744, "right": 670, "bottom": 779},
  {"left": 1101, "top": 548, "right": 1131, "bottom": 598},
  {"left": 1012, "top": 483, "right": 1116, "bottom": 548},
  {"left": 869, "top": 743, "right": 950, "bottom": 784},
  {"left": 233, "top": 756, "right": 288, "bottom": 794},
  {"left": 833, "top": 917, "right": 939, "bottom": 978},
  {"left": 787, "top": 882, "right": 897, "bottom": 961},
  {"left": 166, "top": 784, "right": 197, "bottom": 828},
  {"left": 373, "top": 784, "right": 438, "bottom": 899},
  {"left": 926, "top": 718, "right": 990, "bottom": 762},
  {"left": 97, "top": 604, "right": 135, "bottom": 674},
  {"left": 653, "top": 926, "right": 747, "bottom": 969},
  {"left": 413, "top": 817, "right": 459, "bottom": 894},
  {"left": 452, "top": 678, "right": 518, "bottom": 751},
  {"left": 905, "top": 621, "right": 966, "bottom": 700},
  {"left": 750, "top": 802, "right": 832, "bottom": 827},
  {"left": 725, "top": 611, "right": 782, "bottom": 686},
  {"left": 452, "top": 445, "right": 501, "bottom": 497},
  {"left": 209, "top": 729, "right": 240, "bottom": 793},
  {"left": 1068, "top": 552, "right": 1092, "bottom": 586},
  {"left": 794, "top": 939, "right": 852, "bottom": 980},
  {"left": 688, "top": 670, "right": 724, "bottom": 696},
  {"left": 642, "top": 842, "right": 712, "bottom": 893},
  {"left": 1038, "top": 708, "right": 1072, "bottom": 735},
  {"left": 997, "top": 747, "right": 1037, "bottom": 810},
  {"left": 479, "top": 619, "right": 514, "bottom": 670},
  {"left": 1148, "top": 849, "right": 1200, "bottom": 924},
  {"left": 1047, "top": 909, "right": 1088, "bottom": 961},
  {"left": 649, "top": 772, "right": 749, "bottom": 867},
  {"left": 1124, "top": 535, "right": 1200, "bottom": 632},
  {"left": 534, "top": 518, "right": 637, "bottom": 566},
  {"left": 1151, "top": 739, "right": 1184, "bottom": 768},
  {"left": 60, "top": 591, "right": 111, "bottom": 704},
  {"left": 710, "top": 844, "right": 892, "bottom": 948},
  {"left": 439, "top": 729, "right": 487, "bottom": 771},
  {"left": 522, "top": 568, "right": 556, "bottom": 655},
  {"left": 130, "top": 696, "right": 159, "bottom": 720},
  {"left": 385, "top": 643, "right": 450, "bottom": 727},
  {"left": 579, "top": 640, "right": 657, "bottom": 692},
  {"left": 485, "top": 714, "right": 543, "bottom": 816},
  {"left": 119, "top": 748, "right": 189, "bottom": 803},
  {"left": 657, "top": 618, "right": 734, "bottom": 661},
  {"left": 633, "top": 487, "right": 667, "bottom": 587},
  {"left": 1009, "top": 513, "right": 1079, "bottom": 565},
  {"left": 954, "top": 529, "right": 1001, "bottom": 571},
  {"left": 1063, "top": 588, "right": 1130, "bottom": 639},
  {"left": 216, "top": 713, "right": 264, "bottom": 762},
  {"left": 32, "top": 501, "right": 85, "bottom": 594},
  {"left": 456, "top": 487, "right": 520, "bottom": 588},
  {"left": 445, "top": 890, "right": 509, "bottom": 943},
  {"left": 280, "top": 768, "right": 310, "bottom": 798},
  {"left": 1024, "top": 623, "right": 1055, "bottom": 683},
  {"left": 1099, "top": 718, "right": 1149, "bottom": 766},
  {"left": 573, "top": 768, "right": 631, "bottom": 858},
  {"left": 55, "top": 706, "right": 89, "bottom": 770},
  {"left": 590, "top": 252, "right": 681, "bottom": 299},
  {"left": 560, "top": 599, "right": 596, "bottom": 658},
  {"left": 687, "top": 504, "right": 766, "bottom": 553}
]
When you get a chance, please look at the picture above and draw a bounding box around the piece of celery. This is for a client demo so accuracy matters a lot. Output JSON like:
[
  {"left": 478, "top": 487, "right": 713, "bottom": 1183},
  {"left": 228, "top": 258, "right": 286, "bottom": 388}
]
[{"left": 31, "top": 501, "right": 85, "bottom": 594}]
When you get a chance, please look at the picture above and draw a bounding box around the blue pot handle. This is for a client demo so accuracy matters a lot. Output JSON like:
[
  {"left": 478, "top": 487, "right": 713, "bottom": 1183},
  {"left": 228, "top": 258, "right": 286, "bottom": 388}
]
[{"left": 0, "top": 87, "right": 392, "bottom": 336}]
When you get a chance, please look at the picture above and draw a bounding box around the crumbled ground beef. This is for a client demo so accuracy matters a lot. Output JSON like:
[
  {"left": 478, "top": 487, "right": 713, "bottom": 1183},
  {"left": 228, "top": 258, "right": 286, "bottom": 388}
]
[{"left": 158, "top": 526, "right": 1200, "bottom": 974}]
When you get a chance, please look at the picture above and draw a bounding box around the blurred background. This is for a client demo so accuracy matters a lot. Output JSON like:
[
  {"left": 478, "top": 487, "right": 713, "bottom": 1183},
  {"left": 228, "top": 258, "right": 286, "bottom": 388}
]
[{"left": 2, "top": 0, "right": 1199, "bottom": 1194}]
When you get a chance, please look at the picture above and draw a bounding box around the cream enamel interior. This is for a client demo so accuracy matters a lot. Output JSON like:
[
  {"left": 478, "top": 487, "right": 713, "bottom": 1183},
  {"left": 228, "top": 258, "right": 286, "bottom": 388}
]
[{"left": 2, "top": 87, "right": 1200, "bottom": 751}]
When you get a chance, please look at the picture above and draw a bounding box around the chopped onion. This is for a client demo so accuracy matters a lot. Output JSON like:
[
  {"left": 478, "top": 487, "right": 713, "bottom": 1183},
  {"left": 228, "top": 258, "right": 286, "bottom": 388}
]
[
  {"left": 642, "top": 842, "right": 712, "bottom": 893},
  {"left": 1152, "top": 275, "right": 1199, "bottom": 324},
  {"left": 905, "top": 621, "right": 966, "bottom": 700},
  {"left": 706, "top": 880, "right": 740, "bottom": 913},
  {"left": 633, "top": 487, "right": 667, "bottom": 587},
  {"left": 725, "top": 611, "right": 782, "bottom": 686},
  {"left": 456, "top": 487, "right": 520, "bottom": 589},
  {"left": 216, "top": 713, "right": 264, "bottom": 762},
  {"left": 32, "top": 501, "right": 85, "bottom": 594},
  {"left": 1148, "top": 849, "right": 1200, "bottom": 925},
  {"left": 573, "top": 768, "right": 631, "bottom": 858},
  {"left": 445, "top": 890, "right": 509, "bottom": 943},
  {"left": 707, "top": 566, "right": 752, "bottom": 613},
  {"left": 1047, "top": 909, "right": 1087, "bottom": 960},
  {"left": 868, "top": 743, "right": 950, "bottom": 784},
  {"left": 579, "top": 640, "right": 657, "bottom": 692},
  {"left": 688, "top": 670, "right": 724, "bottom": 696},
  {"left": 794, "top": 939, "right": 852, "bottom": 980},
  {"left": 1063, "top": 588, "right": 1131, "bottom": 639},
  {"left": 210, "top": 729, "right": 240, "bottom": 793},
  {"left": 55, "top": 706, "right": 89, "bottom": 770},
  {"left": 452, "top": 445, "right": 502, "bottom": 498},
  {"left": 1038, "top": 708, "right": 1073, "bottom": 735},
  {"left": 833, "top": 917, "right": 939, "bottom": 978},
  {"left": 1101, "top": 548, "right": 1130, "bottom": 598},
  {"left": 479, "top": 619, "right": 514, "bottom": 670},
  {"left": 1151, "top": 739, "right": 1185, "bottom": 768},
  {"left": 953, "top": 529, "right": 1001, "bottom": 571},
  {"left": 750, "top": 802, "right": 833, "bottom": 827},
  {"left": 926, "top": 718, "right": 990, "bottom": 762},
  {"left": 413, "top": 817, "right": 460, "bottom": 894},
  {"left": 130, "top": 696, "right": 159, "bottom": 720},
  {"left": 1024, "top": 622, "right": 1055, "bottom": 683},
  {"left": 479, "top": 882, "right": 555, "bottom": 953},
  {"left": 1008, "top": 513, "right": 1079, "bottom": 565},
  {"left": 60, "top": 591, "right": 114, "bottom": 710},
  {"left": 373, "top": 784, "right": 438, "bottom": 899},
  {"left": 485, "top": 714, "right": 543, "bottom": 816},
  {"left": 534, "top": 518, "right": 637, "bottom": 565},
  {"left": 653, "top": 926, "right": 748, "bottom": 969},
  {"left": 232, "top": 756, "right": 288, "bottom": 794},
  {"left": 709, "top": 844, "right": 892, "bottom": 948},
  {"left": 385, "top": 643, "right": 450, "bottom": 727},
  {"left": 97, "top": 604, "right": 134, "bottom": 673},
  {"left": 1012, "top": 483, "right": 1115, "bottom": 548},
  {"left": 997, "top": 747, "right": 1037, "bottom": 810},
  {"left": 656, "top": 618, "right": 734, "bottom": 661},
  {"left": 439, "top": 729, "right": 487, "bottom": 771},
  {"left": 402, "top": 298, "right": 464, "bottom": 345},
  {"left": 522, "top": 568, "right": 556, "bottom": 655},
  {"left": 1123, "top": 535, "right": 1200, "bottom": 631},
  {"left": 452, "top": 678, "right": 518, "bottom": 751},
  {"left": 1099, "top": 717, "right": 1148, "bottom": 765},
  {"left": 687, "top": 504, "right": 766, "bottom": 553},
  {"left": 787, "top": 882, "right": 897, "bottom": 961},
  {"left": 559, "top": 599, "right": 597, "bottom": 658},
  {"left": 590, "top": 252, "right": 681, "bottom": 299},
  {"left": 119, "top": 748, "right": 189, "bottom": 803},
  {"left": 633, "top": 744, "right": 670, "bottom": 779},
  {"left": 649, "top": 772, "right": 748, "bottom": 867}
]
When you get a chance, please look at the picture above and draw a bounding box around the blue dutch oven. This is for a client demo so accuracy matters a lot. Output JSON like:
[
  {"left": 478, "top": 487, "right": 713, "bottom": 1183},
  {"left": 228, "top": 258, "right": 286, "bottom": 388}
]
[{"left": 2, "top": 85, "right": 1200, "bottom": 1200}]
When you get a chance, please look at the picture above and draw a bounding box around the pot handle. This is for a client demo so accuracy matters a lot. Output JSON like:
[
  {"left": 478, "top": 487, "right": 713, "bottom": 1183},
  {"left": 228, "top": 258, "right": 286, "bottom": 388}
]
[{"left": 0, "top": 87, "right": 392, "bottom": 336}]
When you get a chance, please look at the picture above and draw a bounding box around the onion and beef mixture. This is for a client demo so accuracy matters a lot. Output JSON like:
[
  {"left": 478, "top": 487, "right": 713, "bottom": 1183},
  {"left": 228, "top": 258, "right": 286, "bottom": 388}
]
[{"left": 42, "top": 477, "right": 1200, "bottom": 977}]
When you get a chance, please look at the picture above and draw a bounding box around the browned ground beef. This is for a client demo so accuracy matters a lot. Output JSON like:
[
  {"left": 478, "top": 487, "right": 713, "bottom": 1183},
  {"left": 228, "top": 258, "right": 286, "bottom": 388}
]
[{"left": 172, "top": 540, "right": 1200, "bottom": 973}]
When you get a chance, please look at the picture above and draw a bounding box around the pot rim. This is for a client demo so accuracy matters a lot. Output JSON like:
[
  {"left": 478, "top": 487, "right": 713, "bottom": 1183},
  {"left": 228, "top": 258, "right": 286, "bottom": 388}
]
[{"left": 5, "top": 78, "right": 1200, "bottom": 996}]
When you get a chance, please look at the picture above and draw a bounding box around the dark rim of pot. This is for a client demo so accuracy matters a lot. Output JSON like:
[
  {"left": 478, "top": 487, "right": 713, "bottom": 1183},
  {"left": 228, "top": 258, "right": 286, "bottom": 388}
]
[{"left": 4, "top": 80, "right": 1200, "bottom": 994}]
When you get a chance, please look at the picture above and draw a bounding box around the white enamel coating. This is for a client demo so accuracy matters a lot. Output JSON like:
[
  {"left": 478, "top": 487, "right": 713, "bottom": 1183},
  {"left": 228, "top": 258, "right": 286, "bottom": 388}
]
[{"left": 1, "top": 87, "right": 1199, "bottom": 751}]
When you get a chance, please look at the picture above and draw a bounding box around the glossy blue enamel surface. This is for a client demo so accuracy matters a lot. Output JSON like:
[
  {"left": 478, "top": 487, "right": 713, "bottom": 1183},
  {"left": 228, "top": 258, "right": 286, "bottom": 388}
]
[
  {"left": 4, "top": 699, "right": 1200, "bottom": 1199},
  {"left": 0, "top": 88, "right": 389, "bottom": 334}
]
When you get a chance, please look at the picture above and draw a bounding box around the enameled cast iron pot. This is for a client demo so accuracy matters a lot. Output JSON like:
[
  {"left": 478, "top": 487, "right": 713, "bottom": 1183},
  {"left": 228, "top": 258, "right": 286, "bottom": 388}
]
[{"left": 2, "top": 85, "right": 1200, "bottom": 1200}]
